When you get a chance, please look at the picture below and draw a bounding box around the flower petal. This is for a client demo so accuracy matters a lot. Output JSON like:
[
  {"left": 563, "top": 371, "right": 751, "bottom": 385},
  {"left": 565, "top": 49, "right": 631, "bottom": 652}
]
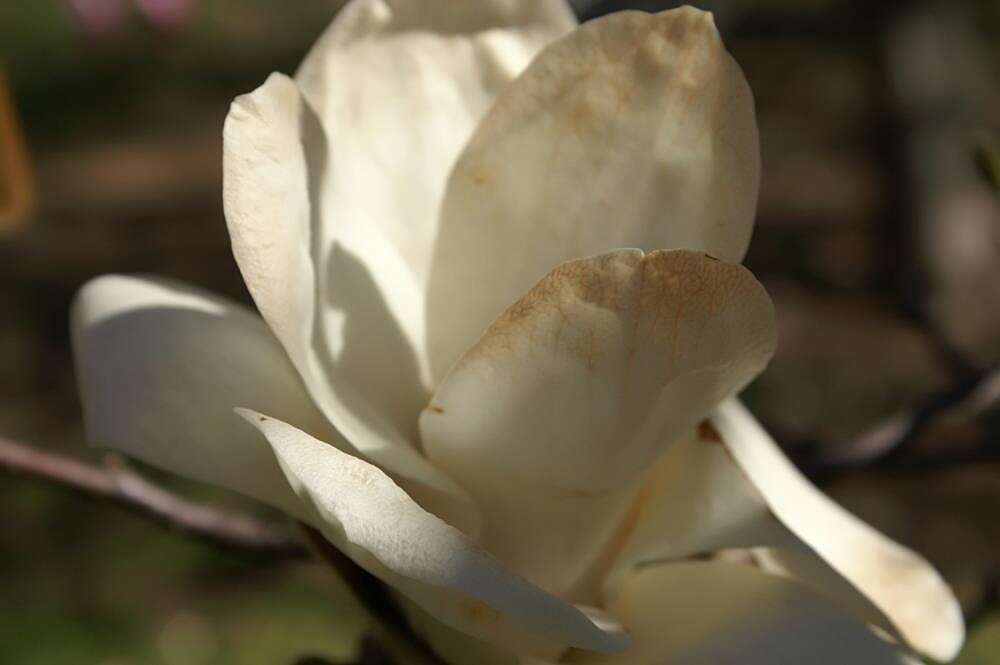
[
  {"left": 237, "top": 410, "right": 628, "bottom": 658},
  {"left": 610, "top": 399, "right": 964, "bottom": 662},
  {"left": 710, "top": 399, "right": 964, "bottom": 662},
  {"left": 604, "top": 426, "right": 792, "bottom": 584},
  {"left": 296, "top": 0, "right": 575, "bottom": 389},
  {"left": 224, "top": 0, "right": 576, "bottom": 528},
  {"left": 426, "top": 7, "right": 760, "bottom": 379},
  {"left": 570, "top": 561, "right": 912, "bottom": 665},
  {"left": 399, "top": 598, "right": 627, "bottom": 665},
  {"left": 420, "top": 250, "right": 776, "bottom": 598},
  {"left": 70, "top": 274, "right": 330, "bottom": 514},
  {"left": 223, "top": 72, "right": 478, "bottom": 533},
  {"left": 295, "top": 0, "right": 574, "bottom": 289}
]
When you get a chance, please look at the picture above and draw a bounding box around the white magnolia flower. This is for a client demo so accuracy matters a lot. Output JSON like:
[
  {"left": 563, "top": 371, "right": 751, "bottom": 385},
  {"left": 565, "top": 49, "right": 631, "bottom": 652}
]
[{"left": 71, "top": 2, "right": 965, "bottom": 663}]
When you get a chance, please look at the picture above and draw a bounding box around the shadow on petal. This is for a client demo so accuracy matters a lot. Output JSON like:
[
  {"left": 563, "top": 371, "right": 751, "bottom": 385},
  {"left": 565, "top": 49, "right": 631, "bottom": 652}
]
[
  {"left": 323, "top": 243, "right": 427, "bottom": 446},
  {"left": 300, "top": 96, "right": 427, "bottom": 445}
]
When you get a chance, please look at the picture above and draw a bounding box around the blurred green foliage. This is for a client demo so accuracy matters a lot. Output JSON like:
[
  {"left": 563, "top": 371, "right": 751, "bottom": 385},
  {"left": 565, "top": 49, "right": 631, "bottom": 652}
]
[
  {"left": 956, "top": 613, "right": 1000, "bottom": 665},
  {"left": 1, "top": 476, "right": 370, "bottom": 664}
]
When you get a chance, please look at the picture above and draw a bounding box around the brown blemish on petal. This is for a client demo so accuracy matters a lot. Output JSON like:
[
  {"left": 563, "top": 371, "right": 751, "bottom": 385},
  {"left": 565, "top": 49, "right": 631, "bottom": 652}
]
[
  {"left": 427, "top": 405, "right": 445, "bottom": 415},
  {"left": 470, "top": 251, "right": 643, "bottom": 370},
  {"left": 458, "top": 597, "right": 500, "bottom": 625},
  {"left": 459, "top": 249, "right": 770, "bottom": 383},
  {"left": 697, "top": 420, "right": 722, "bottom": 443},
  {"left": 258, "top": 416, "right": 268, "bottom": 423},
  {"left": 471, "top": 169, "right": 489, "bottom": 187}
]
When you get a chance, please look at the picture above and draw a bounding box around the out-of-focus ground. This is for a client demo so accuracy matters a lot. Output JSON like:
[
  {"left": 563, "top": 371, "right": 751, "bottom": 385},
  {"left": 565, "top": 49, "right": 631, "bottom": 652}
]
[{"left": 1, "top": 1, "right": 999, "bottom": 663}]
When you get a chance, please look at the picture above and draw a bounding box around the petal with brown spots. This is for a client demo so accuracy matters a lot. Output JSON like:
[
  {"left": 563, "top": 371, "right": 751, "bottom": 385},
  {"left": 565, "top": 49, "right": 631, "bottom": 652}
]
[
  {"left": 426, "top": 7, "right": 760, "bottom": 381},
  {"left": 420, "top": 250, "right": 776, "bottom": 600}
]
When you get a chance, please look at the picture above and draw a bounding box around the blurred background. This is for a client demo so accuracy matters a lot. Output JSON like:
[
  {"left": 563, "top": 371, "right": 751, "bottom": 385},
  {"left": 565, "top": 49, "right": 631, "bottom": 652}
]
[{"left": 1, "top": 0, "right": 998, "bottom": 663}]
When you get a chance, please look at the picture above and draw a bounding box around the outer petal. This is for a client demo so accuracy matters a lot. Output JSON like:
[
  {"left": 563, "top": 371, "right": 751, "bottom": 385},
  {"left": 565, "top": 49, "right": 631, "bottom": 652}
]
[
  {"left": 398, "top": 588, "right": 629, "bottom": 665},
  {"left": 710, "top": 399, "right": 964, "bottom": 662},
  {"left": 426, "top": 7, "right": 760, "bottom": 379},
  {"left": 420, "top": 250, "right": 776, "bottom": 598},
  {"left": 609, "top": 399, "right": 964, "bottom": 662},
  {"left": 236, "top": 410, "right": 627, "bottom": 659},
  {"left": 70, "top": 274, "right": 331, "bottom": 515},
  {"left": 399, "top": 597, "right": 522, "bottom": 665},
  {"left": 223, "top": 72, "right": 478, "bottom": 533},
  {"left": 569, "top": 561, "right": 912, "bottom": 665}
]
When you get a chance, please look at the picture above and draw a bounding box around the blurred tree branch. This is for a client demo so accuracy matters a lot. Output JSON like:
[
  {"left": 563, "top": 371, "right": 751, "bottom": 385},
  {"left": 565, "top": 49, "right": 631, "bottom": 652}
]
[
  {"left": 801, "top": 363, "right": 1000, "bottom": 477},
  {"left": 0, "top": 434, "right": 308, "bottom": 560},
  {"left": 0, "top": 435, "right": 444, "bottom": 664}
]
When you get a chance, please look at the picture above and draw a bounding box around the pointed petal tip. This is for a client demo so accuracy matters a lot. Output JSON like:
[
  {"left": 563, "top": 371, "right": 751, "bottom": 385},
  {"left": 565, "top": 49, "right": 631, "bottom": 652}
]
[
  {"left": 225, "top": 72, "right": 298, "bottom": 131},
  {"left": 234, "top": 406, "right": 265, "bottom": 425},
  {"left": 672, "top": 4, "right": 717, "bottom": 27},
  {"left": 71, "top": 273, "right": 121, "bottom": 327},
  {"left": 928, "top": 587, "right": 965, "bottom": 662}
]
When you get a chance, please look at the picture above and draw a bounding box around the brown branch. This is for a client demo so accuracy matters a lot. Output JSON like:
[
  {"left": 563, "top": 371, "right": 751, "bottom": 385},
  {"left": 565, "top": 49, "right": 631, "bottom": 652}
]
[
  {"left": 0, "top": 436, "right": 443, "bottom": 662},
  {"left": 802, "top": 363, "right": 1000, "bottom": 477},
  {"left": 0, "top": 434, "right": 308, "bottom": 560}
]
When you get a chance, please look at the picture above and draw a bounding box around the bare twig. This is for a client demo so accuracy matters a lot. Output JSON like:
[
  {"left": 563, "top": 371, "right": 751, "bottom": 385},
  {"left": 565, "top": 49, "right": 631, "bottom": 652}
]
[
  {"left": 0, "top": 434, "right": 308, "bottom": 560},
  {"left": 0, "top": 435, "right": 445, "bottom": 662},
  {"left": 802, "top": 363, "right": 1000, "bottom": 476}
]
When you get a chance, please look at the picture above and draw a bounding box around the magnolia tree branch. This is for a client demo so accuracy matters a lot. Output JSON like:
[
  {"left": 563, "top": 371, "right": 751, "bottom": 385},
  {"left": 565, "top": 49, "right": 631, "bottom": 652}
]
[
  {"left": 0, "top": 434, "right": 308, "bottom": 560},
  {"left": 802, "top": 363, "right": 1000, "bottom": 477},
  {"left": 0, "top": 435, "right": 439, "bottom": 664}
]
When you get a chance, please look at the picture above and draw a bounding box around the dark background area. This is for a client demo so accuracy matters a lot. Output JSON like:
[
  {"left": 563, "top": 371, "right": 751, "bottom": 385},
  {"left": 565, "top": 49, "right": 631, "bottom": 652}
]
[{"left": 1, "top": 1, "right": 999, "bottom": 663}]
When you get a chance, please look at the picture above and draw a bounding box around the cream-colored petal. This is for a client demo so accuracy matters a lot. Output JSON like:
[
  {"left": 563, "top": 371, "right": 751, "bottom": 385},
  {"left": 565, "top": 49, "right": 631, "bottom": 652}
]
[
  {"left": 709, "top": 399, "right": 963, "bottom": 662},
  {"left": 570, "top": 561, "right": 911, "bottom": 665},
  {"left": 224, "top": 0, "right": 576, "bottom": 527},
  {"left": 712, "top": 400, "right": 965, "bottom": 660},
  {"left": 420, "top": 250, "right": 776, "bottom": 599},
  {"left": 295, "top": 0, "right": 574, "bottom": 290},
  {"left": 70, "top": 274, "right": 331, "bottom": 515},
  {"left": 400, "top": 598, "right": 627, "bottom": 665},
  {"left": 604, "top": 427, "right": 792, "bottom": 590},
  {"left": 605, "top": 401, "right": 964, "bottom": 662},
  {"left": 427, "top": 7, "right": 760, "bottom": 379},
  {"left": 223, "top": 72, "right": 478, "bottom": 533},
  {"left": 296, "top": 0, "right": 575, "bottom": 394},
  {"left": 399, "top": 596, "right": 521, "bottom": 665},
  {"left": 604, "top": 426, "right": 897, "bottom": 643},
  {"left": 237, "top": 410, "right": 627, "bottom": 658}
]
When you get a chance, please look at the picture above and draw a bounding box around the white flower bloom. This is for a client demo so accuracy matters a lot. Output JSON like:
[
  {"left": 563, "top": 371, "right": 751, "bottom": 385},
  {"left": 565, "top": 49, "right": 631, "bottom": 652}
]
[{"left": 71, "top": 2, "right": 964, "bottom": 663}]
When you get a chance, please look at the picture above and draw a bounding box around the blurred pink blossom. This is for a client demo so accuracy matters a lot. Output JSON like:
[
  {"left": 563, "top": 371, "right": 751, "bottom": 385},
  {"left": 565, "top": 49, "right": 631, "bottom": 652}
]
[
  {"left": 68, "top": 0, "right": 126, "bottom": 36},
  {"left": 135, "top": 0, "right": 197, "bottom": 29},
  {"left": 68, "top": 0, "right": 197, "bottom": 35}
]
